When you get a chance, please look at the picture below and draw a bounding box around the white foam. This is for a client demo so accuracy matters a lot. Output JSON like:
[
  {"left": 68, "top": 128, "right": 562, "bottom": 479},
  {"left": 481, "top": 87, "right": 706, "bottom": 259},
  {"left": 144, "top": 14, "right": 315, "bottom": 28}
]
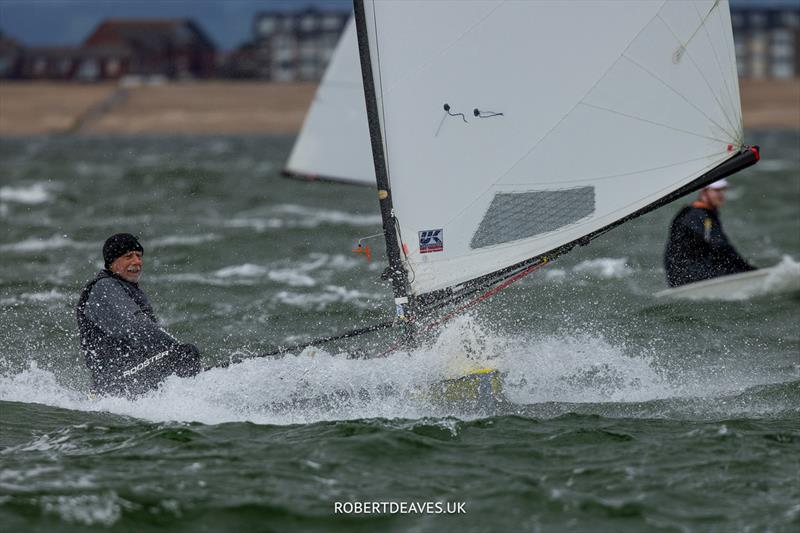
[
  {"left": 0, "top": 235, "right": 93, "bottom": 253},
  {"left": 20, "top": 290, "right": 70, "bottom": 303},
  {"left": 214, "top": 264, "right": 268, "bottom": 278},
  {"left": 227, "top": 205, "right": 382, "bottom": 233},
  {"left": 150, "top": 234, "right": 219, "bottom": 247},
  {"left": 223, "top": 218, "right": 285, "bottom": 232},
  {"left": 268, "top": 270, "right": 317, "bottom": 287},
  {"left": 0, "top": 316, "right": 780, "bottom": 425},
  {"left": 0, "top": 183, "right": 53, "bottom": 204},
  {"left": 273, "top": 204, "right": 382, "bottom": 227},
  {"left": 41, "top": 492, "right": 127, "bottom": 527},
  {"left": 498, "top": 333, "right": 673, "bottom": 404},
  {"left": 572, "top": 257, "right": 632, "bottom": 279},
  {"left": 762, "top": 255, "right": 800, "bottom": 294},
  {"left": 210, "top": 265, "right": 318, "bottom": 287},
  {"left": 274, "top": 285, "right": 381, "bottom": 310}
]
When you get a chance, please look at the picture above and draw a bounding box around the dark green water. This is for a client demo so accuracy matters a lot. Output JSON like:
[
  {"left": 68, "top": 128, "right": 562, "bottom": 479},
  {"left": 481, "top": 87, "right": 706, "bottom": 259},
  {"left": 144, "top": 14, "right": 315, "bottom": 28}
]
[{"left": 1, "top": 131, "right": 799, "bottom": 531}]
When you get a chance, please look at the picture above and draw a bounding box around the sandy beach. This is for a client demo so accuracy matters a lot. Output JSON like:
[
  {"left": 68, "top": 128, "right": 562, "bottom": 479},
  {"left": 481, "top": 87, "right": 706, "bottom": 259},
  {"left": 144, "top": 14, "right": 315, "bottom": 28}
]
[{"left": 0, "top": 79, "right": 797, "bottom": 136}]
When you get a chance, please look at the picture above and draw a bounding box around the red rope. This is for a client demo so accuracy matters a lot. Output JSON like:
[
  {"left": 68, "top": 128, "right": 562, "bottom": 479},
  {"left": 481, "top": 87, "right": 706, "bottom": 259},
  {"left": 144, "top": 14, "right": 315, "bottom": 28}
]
[{"left": 375, "top": 259, "right": 548, "bottom": 358}]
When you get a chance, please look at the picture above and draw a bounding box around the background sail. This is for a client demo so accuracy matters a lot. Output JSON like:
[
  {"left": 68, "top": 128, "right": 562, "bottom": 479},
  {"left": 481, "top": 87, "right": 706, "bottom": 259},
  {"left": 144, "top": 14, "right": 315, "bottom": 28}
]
[
  {"left": 283, "top": 17, "right": 375, "bottom": 186},
  {"left": 359, "top": 0, "right": 744, "bottom": 296}
]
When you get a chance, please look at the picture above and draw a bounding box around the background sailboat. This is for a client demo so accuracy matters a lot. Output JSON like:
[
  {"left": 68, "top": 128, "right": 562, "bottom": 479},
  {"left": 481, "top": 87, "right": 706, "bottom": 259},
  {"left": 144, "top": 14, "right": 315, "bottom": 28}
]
[{"left": 283, "top": 17, "right": 374, "bottom": 186}]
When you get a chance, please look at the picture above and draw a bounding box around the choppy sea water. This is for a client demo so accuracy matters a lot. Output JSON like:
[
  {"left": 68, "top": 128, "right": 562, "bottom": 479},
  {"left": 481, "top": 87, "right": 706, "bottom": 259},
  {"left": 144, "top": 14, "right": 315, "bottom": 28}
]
[{"left": 1, "top": 131, "right": 798, "bottom": 532}]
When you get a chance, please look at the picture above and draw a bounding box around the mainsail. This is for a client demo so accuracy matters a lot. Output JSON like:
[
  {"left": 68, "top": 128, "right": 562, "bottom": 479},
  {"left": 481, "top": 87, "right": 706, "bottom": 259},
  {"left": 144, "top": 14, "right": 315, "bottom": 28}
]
[
  {"left": 283, "top": 17, "right": 374, "bottom": 186},
  {"left": 353, "top": 0, "right": 758, "bottom": 318}
]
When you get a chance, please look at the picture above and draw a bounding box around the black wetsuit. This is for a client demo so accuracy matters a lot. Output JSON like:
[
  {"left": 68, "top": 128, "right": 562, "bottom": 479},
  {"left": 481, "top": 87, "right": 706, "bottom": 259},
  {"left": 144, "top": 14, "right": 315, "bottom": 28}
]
[
  {"left": 76, "top": 270, "right": 201, "bottom": 396},
  {"left": 664, "top": 203, "right": 756, "bottom": 287}
]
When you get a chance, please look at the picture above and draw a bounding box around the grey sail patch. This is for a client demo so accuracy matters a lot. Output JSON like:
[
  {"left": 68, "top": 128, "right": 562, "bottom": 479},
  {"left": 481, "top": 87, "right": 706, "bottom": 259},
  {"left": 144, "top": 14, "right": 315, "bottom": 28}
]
[{"left": 470, "top": 187, "right": 596, "bottom": 249}]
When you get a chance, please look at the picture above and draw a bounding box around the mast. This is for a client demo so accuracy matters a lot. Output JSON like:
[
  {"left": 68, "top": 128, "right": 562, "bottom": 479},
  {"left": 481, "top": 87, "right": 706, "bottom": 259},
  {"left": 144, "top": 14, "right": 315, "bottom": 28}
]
[{"left": 352, "top": 0, "right": 414, "bottom": 326}]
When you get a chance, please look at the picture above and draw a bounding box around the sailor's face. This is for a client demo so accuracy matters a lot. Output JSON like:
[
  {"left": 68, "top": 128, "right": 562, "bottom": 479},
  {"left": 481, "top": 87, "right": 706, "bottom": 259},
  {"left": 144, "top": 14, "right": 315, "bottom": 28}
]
[
  {"left": 110, "top": 251, "right": 143, "bottom": 282},
  {"left": 701, "top": 187, "right": 726, "bottom": 209}
]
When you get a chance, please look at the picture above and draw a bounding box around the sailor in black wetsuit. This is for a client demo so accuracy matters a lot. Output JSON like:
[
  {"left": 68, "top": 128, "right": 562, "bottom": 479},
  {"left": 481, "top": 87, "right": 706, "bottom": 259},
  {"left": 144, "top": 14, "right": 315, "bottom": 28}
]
[
  {"left": 664, "top": 179, "right": 756, "bottom": 287},
  {"left": 76, "top": 233, "right": 202, "bottom": 396}
]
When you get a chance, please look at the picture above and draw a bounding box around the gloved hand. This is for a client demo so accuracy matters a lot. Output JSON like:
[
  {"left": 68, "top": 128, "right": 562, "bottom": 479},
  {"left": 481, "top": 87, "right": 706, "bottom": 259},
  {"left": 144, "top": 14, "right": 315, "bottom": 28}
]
[{"left": 173, "top": 343, "right": 202, "bottom": 377}]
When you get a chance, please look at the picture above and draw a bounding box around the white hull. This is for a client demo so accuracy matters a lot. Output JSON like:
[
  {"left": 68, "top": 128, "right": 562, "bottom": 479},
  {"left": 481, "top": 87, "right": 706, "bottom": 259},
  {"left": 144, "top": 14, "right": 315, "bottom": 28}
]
[{"left": 654, "top": 258, "right": 800, "bottom": 300}]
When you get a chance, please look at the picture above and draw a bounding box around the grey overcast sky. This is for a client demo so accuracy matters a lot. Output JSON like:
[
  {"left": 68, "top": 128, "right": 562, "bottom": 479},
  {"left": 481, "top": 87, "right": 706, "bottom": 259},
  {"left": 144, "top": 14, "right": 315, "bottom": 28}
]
[
  {"left": 0, "top": 0, "right": 352, "bottom": 51},
  {"left": 0, "top": 0, "right": 795, "bottom": 51}
]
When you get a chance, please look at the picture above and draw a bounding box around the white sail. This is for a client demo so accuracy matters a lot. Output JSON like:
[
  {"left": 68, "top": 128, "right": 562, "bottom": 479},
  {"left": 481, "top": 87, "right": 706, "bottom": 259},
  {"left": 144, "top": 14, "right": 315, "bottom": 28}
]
[
  {"left": 358, "top": 0, "right": 746, "bottom": 296},
  {"left": 284, "top": 17, "right": 374, "bottom": 186}
]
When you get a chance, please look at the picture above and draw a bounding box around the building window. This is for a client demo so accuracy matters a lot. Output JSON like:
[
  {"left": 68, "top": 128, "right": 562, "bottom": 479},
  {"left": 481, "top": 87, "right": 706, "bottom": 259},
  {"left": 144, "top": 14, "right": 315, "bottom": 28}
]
[
  {"left": 300, "top": 14, "right": 318, "bottom": 33},
  {"left": 77, "top": 59, "right": 100, "bottom": 80},
  {"left": 321, "top": 14, "right": 342, "bottom": 31},
  {"left": 279, "top": 17, "right": 295, "bottom": 32},
  {"left": 258, "top": 17, "right": 277, "bottom": 37},
  {"left": 780, "top": 11, "right": 800, "bottom": 28},
  {"left": 106, "top": 58, "right": 120, "bottom": 77},
  {"left": 33, "top": 57, "right": 47, "bottom": 76},
  {"left": 749, "top": 12, "right": 767, "bottom": 28},
  {"left": 771, "top": 62, "right": 793, "bottom": 78},
  {"left": 58, "top": 58, "right": 72, "bottom": 76}
]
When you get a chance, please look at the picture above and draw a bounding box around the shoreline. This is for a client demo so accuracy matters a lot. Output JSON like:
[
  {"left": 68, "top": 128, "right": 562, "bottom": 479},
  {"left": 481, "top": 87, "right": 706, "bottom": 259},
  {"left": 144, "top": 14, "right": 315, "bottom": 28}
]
[{"left": 0, "top": 79, "right": 798, "bottom": 136}]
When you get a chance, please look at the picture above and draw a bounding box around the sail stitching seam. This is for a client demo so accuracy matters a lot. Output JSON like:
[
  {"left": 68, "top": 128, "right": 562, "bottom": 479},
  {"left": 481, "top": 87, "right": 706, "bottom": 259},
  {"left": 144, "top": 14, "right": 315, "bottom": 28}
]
[
  {"left": 692, "top": 1, "right": 743, "bottom": 141},
  {"left": 654, "top": 9, "right": 739, "bottom": 138},
  {"left": 578, "top": 100, "right": 734, "bottom": 144},
  {"left": 498, "top": 150, "right": 731, "bottom": 186},
  {"left": 621, "top": 50, "right": 737, "bottom": 142}
]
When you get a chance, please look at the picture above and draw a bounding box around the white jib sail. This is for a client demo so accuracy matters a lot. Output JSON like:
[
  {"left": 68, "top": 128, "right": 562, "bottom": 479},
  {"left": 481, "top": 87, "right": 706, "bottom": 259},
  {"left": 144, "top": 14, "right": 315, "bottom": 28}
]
[
  {"left": 359, "top": 0, "right": 744, "bottom": 296},
  {"left": 284, "top": 17, "right": 375, "bottom": 186}
]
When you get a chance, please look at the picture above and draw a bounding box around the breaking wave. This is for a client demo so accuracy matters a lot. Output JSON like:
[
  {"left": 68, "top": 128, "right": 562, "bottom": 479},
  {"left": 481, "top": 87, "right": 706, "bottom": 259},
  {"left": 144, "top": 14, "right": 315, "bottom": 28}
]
[{"left": 1, "top": 316, "right": 792, "bottom": 426}]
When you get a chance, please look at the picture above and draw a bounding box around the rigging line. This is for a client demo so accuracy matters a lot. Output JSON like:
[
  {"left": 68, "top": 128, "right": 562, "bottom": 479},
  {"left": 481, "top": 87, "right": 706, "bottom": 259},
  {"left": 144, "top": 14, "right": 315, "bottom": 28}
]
[
  {"left": 578, "top": 148, "right": 750, "bottom": 243},
  {"left": 498, "top": 149, "right": 733, "bottom": 186},
  {"left": 655, "top": 4, "right": 739, "bottom": 138},
  {"left": 371, "top": 1, "right": 393, "bottom": 189},
  {"left": 205, "top": 320, "right": 397, "bottom": 369},
  {"left": 575, "top": 154, "right": 729, "bottom": 237},
  {"left": 393, "top": 213, "right": 415, "bottom": 284},
  {"left": 423, "top": 261, "right": 544, "bottom": 315},
  {"left": 715, "top": 5, "right": 744, "bottom": 128},
  {"left": 691, "top": 1, "right": 743, "bottom": 139},
  {"left": 438, "top": 1, "right": 669, "bottom": 231},
  {"left": 656, "top": 10, "right": 740, "bottom": 139},
  {"left": 577, "top": 101, "right": 736, "bottom": 145},
  {"left": 621, "top": 51, "right": 738, "bottom": 141},
  {"left": 375, "top": 260, "right": 549, "bottom": 358}
]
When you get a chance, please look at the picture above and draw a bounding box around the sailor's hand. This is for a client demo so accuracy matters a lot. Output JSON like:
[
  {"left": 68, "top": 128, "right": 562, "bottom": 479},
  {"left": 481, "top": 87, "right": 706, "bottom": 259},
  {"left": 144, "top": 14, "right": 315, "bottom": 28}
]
[{"left": 174, "top": 343, "right": 202, "bottom": 377}]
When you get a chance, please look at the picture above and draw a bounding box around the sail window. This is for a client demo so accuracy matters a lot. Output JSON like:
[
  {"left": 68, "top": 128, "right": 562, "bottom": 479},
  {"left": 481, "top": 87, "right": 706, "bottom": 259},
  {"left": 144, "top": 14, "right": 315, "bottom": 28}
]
[{"left": 470, "top": 187, "right": 595, "bottom": 249}]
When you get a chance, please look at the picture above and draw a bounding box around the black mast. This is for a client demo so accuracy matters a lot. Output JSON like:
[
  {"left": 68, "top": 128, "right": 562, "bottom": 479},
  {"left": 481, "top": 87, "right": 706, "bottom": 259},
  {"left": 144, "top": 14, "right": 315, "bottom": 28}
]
[{"left": 352, "top": 0, "right": 414, "bottom": 327}]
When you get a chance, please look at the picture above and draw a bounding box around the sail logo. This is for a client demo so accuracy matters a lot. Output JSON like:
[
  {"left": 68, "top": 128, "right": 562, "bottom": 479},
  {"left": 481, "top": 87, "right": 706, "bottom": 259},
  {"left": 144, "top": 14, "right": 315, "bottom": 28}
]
[{"left": 419, "top": 229, "right": 443, "bottom": 253}]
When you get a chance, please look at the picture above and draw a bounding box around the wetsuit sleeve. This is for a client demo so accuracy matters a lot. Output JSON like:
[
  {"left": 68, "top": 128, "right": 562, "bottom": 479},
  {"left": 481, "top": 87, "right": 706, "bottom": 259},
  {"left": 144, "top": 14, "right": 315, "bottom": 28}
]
[{"left": 83, "top": 278, "right": 177, "bottom": 352}]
